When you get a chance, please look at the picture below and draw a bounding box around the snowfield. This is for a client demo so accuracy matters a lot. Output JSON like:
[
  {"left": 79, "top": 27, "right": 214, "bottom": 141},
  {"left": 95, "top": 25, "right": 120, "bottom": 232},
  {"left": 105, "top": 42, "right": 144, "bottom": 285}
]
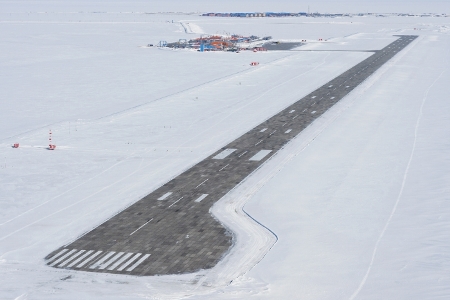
[{"left": 1, "top": 7, "right": 450, "bottom": 300}]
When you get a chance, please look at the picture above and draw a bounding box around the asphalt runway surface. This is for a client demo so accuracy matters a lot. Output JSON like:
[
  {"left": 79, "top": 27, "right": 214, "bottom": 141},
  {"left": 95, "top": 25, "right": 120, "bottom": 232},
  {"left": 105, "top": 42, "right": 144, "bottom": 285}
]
[{"left": 46, "top": 35, "right": 417, "bottom": 276}]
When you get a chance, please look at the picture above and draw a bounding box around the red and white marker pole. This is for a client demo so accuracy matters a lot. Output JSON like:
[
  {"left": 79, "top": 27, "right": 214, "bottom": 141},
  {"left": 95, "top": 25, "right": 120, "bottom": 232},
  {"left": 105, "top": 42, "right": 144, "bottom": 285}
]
[{"left": 48, "top": 129, "right": 56, "bottom": 150}]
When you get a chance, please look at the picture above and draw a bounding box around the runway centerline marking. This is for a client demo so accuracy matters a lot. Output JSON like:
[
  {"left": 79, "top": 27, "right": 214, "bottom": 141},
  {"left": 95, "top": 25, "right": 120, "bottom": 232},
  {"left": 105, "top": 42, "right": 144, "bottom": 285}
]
[
  {"left": 168, "top": 197, "right": 184, "bottom": 208},
  {"left": 219, "top": 164, "right": 229, "bottom": 171},
  {"left": 195, "top": 178, "right": 209, "bottom": 189},
  {"left": 238, "top": 151, "right": 248, "bottom": 157},
  {"left": 130, "top": 219, "right": 153, "bottom": 236}
]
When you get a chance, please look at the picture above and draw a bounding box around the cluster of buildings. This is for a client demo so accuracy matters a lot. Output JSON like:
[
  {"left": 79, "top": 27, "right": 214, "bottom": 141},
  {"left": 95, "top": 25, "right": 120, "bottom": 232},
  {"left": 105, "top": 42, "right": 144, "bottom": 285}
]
[
  {"left": 202, "top": 12, "right": 306, "bottom": 18},
  {"left": 201, "top": 12, "right": 449, "bottom": 18},
  {"left": 162, "top": 34, "right": 271, "bottom": 52}
]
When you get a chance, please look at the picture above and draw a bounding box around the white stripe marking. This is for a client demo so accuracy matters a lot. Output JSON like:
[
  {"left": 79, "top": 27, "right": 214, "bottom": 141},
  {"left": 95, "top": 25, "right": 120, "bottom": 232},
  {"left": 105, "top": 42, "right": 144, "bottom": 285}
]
[
  {"left": 289, "top": 110, "right": 295, "bottom": 113},
  {"left": 285, "top": 129, "right": 292, "bottom": 133},
  {"left": 269, "top": 130, "right": 276, "bottom": 136},
  {"left": 212, "top": 148, "right": 237, "bottom": 159},
  {"left": 249, "top": 150, "right": 272, "bottom": 161},
  {"left": 293, "top": 115, "right": 299, "bottom": 119},
  {"left": 219, "top": 164, "right": 229, "bottom": 171},
  {"left": 330, "top": 97, "right": 335, "bottom": 99},
  {"left": 47, "top": 249, "right": 69, "bottom": 263},
  {"left": 255, "top": 140, "right": 263, "bottom": 146},
  {"left": 77, "top": 250, "right": 102, "bottom": 268},
  {"left": 99, "top": 252, "right": 125, "bottom": 269},
  {"left": 238, "top": 151, "right": 248, "bottom": 157},
  {"left": 58, "top": 250, "right": 85, "bottom": 267},
  {"left": 195, "top": 179, "right": 208, "bottom": 189},
  {"left": 311, "top": 111, "right": 316, "bottom": 114},
  {"left": 260, "top": 128, "right": 267, "bottom": 132},
  {"left": 158, "top": 192, "right": 172, "bottom": 200},
  {"left": 311, "top": 96, "right": 316, "bottom": 98},
  {"left": 68, "top": 250, "right": 93, "bottom": 268},
  {"left": 168, "top": 197, "right": 184, "bottom": 208},
  {"left": 117, "top": 253, "right": 142, "bottom": 271},
  {"left": 90, "top": 252, "right": 116, "bottom": 269},
  {"left": 108, "top": 252, "right": 134, "bottom": 271},
  {"left": 329, "top": 85, "right": 333, "bottom": 87},
  {"left": 126, "top": 254, "right": 151, "bottom": 271},
  {"left": 130, "top": 218, "right": 153, "bottom": 236},
  {"left": 195, "top": 194, "right": 208, "bottom": 203},
  {"left": 50, "top": 249, "right": 77, "bottom": 267}
]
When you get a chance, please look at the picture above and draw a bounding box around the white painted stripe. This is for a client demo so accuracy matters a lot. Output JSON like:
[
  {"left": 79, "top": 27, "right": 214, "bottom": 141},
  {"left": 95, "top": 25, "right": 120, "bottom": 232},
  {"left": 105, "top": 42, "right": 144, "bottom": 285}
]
[
  {"left": 285, "top": 129, "right": 292, "bottom": 133},
  {"left": 168, "top": 197, "right": 184, "bottom": 208},
  {"left": 50, "top": 249, "right": 77, "bottom": 267},
  {"left": 255, "top": 140, "right": 263, "bottom": 146},
  {"left": 195, "top": 178, "right": 208, "bottom": 189},
  {"left": 330, "top": 97, "right": 335, "bottom": 99},
  {"left": 293, "top": 115, "right": 299, "bottom": 119},
  {"left": 289, "top": 110, "right": 295, "bottom": 113},
  {"left": 90, "top": 252, "right": 116, "bottom": 269},
  {"left": 47, "top": 249, "right": 69, "bottom": 263},
  {"left": 130, "top": 218, "right": 153, "bottom": 236},
  {"left": 126, "top": 254, "right": 151, "bottom": 272},
  {"left": 58, "top": 250, "right": 85, "bottom": 267},
  {"left": 117, "top": 253, "right": 142, "bottom": 271},
  {"left": 311, "top": 111, "right": 316, "bottom": 114},
  {"left": 238, "top": 151, "right": 248, "bottom": 157},
  {"left": 99, "top": 252, "right": 125, "bottom": 270},
  {"left": 329, "top": 85, "right": 333, "bottom": 87},
  {"left": 269, "top": 130, "right": 276, "bottom": 136},
  {"left": 212, "top": 148, "right": 237, "bottom": 159},
  {"left": 249, "top": 150, "right": 272, "bottom": 161},
  {"left": 195, "top": 194, "right": 208, "bottom": 203},
  {"left": 108, "top": 253, "right": 134, "bottom": 271},
  {"left": 68, "top": 250, "right": 94, "bottom": 268},
  {"left": 158, "top": 192, "right": 172, "bottom": 200},
  {"left": 77, "top": 251, "right": 102, "bottom": 268},
  {"left": 311, "top": 96, "right": 316, "bottom": 98},
  {"left": 260, "top": 128, "right": 267, "bottom": 132},
  {"left": 302, "top": 109, "right": 307, "bottom": 112},
  {"left": 219, "top": 164, "right": 228, "bottom": 171}
]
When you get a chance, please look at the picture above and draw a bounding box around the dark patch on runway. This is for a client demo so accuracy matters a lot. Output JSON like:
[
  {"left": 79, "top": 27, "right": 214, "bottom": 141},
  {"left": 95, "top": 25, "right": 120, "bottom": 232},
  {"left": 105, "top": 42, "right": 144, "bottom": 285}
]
[
  {"left": 46, "top": 35, "right": 417, "bottom": 276},
  {"left": 263, "top": 41, "right": 304, "bottom": 50}
]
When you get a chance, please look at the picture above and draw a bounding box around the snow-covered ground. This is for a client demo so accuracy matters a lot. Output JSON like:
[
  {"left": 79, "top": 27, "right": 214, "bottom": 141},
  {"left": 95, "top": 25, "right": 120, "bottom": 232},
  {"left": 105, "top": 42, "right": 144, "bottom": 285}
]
[{"left": 1, "top": 8, "right": 450, "bottom": 300}]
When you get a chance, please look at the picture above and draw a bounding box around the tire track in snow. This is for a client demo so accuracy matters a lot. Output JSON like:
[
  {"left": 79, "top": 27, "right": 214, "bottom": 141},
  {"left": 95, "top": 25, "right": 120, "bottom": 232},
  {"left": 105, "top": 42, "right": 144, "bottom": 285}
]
[{"left": 349, "top": 43, "right": 448, "bottom": 300}]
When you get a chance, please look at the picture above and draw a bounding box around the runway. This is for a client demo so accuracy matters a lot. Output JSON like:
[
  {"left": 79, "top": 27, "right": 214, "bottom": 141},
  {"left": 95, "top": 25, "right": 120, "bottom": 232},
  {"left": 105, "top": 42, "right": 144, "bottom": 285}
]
[{"left": 46, "top": 35, "right": 417, "bottom": 276}]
